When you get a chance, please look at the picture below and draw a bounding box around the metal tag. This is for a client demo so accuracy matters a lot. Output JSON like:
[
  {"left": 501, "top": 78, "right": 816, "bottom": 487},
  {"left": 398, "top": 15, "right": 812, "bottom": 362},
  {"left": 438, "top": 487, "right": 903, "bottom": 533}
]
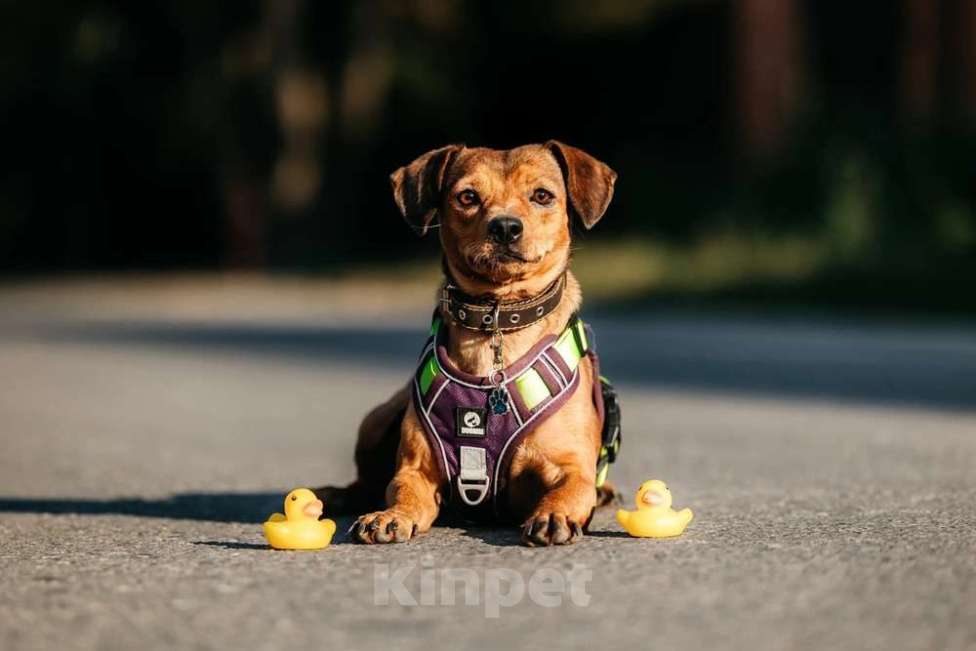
[{"left": 488, "top": 386, "right": 509, "bottom": 415}]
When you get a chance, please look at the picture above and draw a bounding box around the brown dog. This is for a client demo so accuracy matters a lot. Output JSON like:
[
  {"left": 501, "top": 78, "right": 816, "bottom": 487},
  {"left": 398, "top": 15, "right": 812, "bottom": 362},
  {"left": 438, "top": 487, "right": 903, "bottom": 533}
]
[{"left": 317, "top": 141, "right": 617, "bottom": 546}]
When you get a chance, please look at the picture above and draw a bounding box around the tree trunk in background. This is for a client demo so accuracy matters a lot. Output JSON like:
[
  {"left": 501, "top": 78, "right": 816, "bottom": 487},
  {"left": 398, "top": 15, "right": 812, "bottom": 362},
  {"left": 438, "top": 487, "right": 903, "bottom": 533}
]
[
  {"left": 733, "top": 0, "right": 802, "bottom": 159},
  {"left": 956, "top": 0, "right": 976, "bottom": 122},
  {"left": 338, "top": 1, "right": 394, "bottom": 142},
  {"left": 222, "top": 0, "right": 308, "bottom": 269},
  {"left": 900, "top": 0, "right": 940, "bottom": 126},
  {"left": 224, "top": 181, "right": 265, "bottom": 268}
]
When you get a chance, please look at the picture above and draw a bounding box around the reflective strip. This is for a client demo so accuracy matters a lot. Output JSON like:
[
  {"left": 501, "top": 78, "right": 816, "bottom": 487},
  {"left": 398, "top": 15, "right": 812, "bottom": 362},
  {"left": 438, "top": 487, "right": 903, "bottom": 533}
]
[
  {"left": 545, "top": 347, "right": 573, "bottom": 381},
  {"left": 554, "top": 328, "right": 583, "bottom": 371},
  {"left": 431, "top": 318, "right": 441, "bottom": 337},
  {"left": 596, "top": 461, "right": 609, "bottom": 488},
  {"left": 418, "top": 354, "right": 439, "bottom": 394},
  {"left": 514, "top": 368, "right": 550, "bottom": 411},
  {"left": 573, "top": 319, "right": 588, "bottom": 352},
  {"left": 532, "top": 359, "right": 563, "bottom": 394}
]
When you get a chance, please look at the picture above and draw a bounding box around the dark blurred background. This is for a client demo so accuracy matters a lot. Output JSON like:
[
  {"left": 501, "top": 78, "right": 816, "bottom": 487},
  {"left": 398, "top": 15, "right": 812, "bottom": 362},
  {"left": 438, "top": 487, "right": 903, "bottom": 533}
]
[{"left": 2, "top": 0, "right": 975, "bottom": 311}]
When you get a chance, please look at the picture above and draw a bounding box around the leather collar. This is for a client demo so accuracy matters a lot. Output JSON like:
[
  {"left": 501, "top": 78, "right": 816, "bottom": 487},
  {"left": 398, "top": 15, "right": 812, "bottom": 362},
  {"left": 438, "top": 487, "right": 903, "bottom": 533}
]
[{"left": 440, "top": 273, "right": 566, "bottom": 333}]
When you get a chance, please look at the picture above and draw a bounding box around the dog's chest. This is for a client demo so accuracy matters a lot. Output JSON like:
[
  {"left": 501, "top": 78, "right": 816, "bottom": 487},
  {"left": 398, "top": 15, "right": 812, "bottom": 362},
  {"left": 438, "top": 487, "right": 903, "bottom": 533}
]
[{"left": 412, "top": 316, "right": 596, "bottom": 517}]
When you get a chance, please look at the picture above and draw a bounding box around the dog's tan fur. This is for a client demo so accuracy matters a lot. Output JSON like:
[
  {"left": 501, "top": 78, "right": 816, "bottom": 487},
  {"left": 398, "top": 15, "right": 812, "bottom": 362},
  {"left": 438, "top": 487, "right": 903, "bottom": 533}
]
[{"left": 317, "top": 142, "right": 617, "bottom": 546}]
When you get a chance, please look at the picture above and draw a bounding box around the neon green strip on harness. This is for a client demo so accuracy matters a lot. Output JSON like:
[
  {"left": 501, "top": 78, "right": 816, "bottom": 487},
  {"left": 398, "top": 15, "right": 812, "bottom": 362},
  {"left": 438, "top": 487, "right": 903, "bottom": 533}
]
[
  {"left": 418, "top": 354, "right": 439, "bottom": 394},
  {"left": 553, "top": 324, "right": 585, "bottom": 371},
  {"left": 518, "top": 319, "right": 587, "bottom": 407},
  {"left": 514, "top": 369, "right": 550, "bottom": 410},
  {"left": 596, "top": 451, "right": 610, "bottom": 488}
]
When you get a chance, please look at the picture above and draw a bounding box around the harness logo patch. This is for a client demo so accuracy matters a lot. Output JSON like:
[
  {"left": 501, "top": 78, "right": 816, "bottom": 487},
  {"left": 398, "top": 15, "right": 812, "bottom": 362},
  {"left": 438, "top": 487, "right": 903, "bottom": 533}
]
[{"left": 456, "top": 407, "right": 487, "bottom": 437}]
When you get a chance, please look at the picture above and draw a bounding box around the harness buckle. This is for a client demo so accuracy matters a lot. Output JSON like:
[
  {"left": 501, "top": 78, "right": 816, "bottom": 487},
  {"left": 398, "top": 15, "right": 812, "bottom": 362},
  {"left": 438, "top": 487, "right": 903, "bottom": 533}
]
[{"left": 457, "top": 446, "right": 490, "bottom": 506}]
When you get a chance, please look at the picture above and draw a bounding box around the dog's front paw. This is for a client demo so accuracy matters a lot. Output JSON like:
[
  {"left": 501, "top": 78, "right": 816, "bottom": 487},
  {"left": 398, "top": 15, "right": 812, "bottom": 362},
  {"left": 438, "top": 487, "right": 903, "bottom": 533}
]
[
  {"left": 351, "top": 510, "right": 417, "bottom": 544},
  {"left": 520, "top": 512, "right": 584, "bottom": 547}
]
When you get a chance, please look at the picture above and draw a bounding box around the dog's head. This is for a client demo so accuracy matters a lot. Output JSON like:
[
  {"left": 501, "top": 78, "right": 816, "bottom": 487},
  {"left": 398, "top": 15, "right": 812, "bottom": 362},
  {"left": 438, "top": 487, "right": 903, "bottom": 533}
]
[{"left": 390, "top": 142, "right": 616, "bottom": 291}]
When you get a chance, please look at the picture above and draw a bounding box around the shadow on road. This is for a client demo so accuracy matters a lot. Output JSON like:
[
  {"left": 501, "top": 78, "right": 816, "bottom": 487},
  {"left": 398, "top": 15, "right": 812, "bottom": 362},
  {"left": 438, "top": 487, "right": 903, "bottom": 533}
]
[
  {"left": 0, "top": 492, "right": 280, "bottom": 523},
  {"left": 0, "top": 493, "right": 593, "bottom": 547},
  {"left": 0, "top": 494, "right": 376, "bottom": 543},
  {"left": 29, "top": 317, "right": 976, "bottom": 412},
  {"left": 192, "top": 541, "right": 269, "bottom": 550},
  {"left": 585, "top": 530, "right": 639, "bottom": 539},
  {"left": 455, "top": 525, "right": 524, "bottom": 547}
]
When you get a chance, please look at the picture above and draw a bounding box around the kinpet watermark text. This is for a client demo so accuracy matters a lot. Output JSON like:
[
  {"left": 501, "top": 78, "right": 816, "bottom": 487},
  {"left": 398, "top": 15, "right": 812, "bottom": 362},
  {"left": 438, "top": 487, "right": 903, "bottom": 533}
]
[{"left": 374, "top": 555, "right": 593, "bottom": 618}]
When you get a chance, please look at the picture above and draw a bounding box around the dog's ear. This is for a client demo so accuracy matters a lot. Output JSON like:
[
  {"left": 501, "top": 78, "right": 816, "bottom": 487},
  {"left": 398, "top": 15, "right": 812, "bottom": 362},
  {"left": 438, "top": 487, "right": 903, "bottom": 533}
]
[
  {"left": 545, "top": 140, "right": 617, "bottom": 229},
  {"left": 390, "top": 144, "right": 464, "bottom": 235}
]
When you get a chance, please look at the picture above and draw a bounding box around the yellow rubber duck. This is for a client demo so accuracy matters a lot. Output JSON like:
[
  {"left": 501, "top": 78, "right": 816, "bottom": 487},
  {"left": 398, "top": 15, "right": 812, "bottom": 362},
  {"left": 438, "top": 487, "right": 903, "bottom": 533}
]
[
  {"left": 616, "top": 479, "right": 693, "bottom": 538},
  {"left": 263, "top": 488, "right": 336, "bottom": 550}
]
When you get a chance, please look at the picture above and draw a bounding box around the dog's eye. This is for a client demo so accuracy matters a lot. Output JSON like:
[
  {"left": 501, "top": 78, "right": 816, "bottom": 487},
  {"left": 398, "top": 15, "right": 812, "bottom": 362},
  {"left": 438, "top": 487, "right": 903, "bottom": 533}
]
[
  {"left": 531, "top": 188, "right": 554, "bottom": 205},
  {"left": 457, "top": 189, "right": 480, "bottom": 207}
]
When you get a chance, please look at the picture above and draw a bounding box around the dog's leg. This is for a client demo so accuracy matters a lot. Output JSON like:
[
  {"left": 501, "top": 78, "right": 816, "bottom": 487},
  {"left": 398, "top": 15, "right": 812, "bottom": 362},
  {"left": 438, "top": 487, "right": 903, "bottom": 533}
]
[
  {"left": 314, "top": 385, "right": 407, "bottom": 515},
  {"left": 595, "top": 480, "right": 620, "bottom": 508},
  {"left": 519, "top": 459, "right": 597, "bottom": 547},
  {"left": 510, "top": 370, "right": 602, "bottom": 547},
  {"left": 352, "top": 401, "right": 442, "bottom": 543}
]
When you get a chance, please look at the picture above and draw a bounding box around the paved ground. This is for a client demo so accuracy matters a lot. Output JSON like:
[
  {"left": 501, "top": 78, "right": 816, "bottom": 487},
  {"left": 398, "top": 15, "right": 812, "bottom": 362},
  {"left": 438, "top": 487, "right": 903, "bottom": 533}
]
[{"left": 1, "top": 277, "right": 975, "bottom": 651}]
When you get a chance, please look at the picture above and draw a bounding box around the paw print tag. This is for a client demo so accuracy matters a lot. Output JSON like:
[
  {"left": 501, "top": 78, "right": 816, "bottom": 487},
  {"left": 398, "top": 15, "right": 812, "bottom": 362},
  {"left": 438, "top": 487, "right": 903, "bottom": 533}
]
[{"left": 488, "top": 386, "right": 509, "bottom": 415}]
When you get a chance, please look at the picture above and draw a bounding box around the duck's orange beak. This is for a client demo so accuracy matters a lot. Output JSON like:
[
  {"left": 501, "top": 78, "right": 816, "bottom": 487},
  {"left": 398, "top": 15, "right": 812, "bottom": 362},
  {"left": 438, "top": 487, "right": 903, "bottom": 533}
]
[
  {"left": 303, "top": 499, "right": 324, "bottom": 518},
  {"left": 641, "top": 490, "right": 664, "bottom": 506}
]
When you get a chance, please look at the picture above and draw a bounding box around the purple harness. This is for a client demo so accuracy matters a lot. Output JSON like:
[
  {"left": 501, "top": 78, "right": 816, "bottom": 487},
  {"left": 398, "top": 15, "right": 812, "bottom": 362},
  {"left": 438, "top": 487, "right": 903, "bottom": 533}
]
[{"left": 412, "top": 315, "right": 606, "bottom": 518}]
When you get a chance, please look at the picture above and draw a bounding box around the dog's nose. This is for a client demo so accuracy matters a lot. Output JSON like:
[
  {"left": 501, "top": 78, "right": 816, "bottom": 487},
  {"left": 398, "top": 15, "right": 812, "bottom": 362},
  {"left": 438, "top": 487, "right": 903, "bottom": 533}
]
[{"left": 487, "top": 216, "right": 523, "bottom": 244}]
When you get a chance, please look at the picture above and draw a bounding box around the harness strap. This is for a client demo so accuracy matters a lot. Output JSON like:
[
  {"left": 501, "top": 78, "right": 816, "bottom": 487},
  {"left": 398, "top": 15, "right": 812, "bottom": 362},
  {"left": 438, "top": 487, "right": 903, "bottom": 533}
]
[
  {"left": 595, "top": 376, "right": 621, "bottom": 488},
  {"left": 415, "top": 315, "right": 590, "bottom": 417},
  {"left": 413, "top": 313, "right": 619, "bottom": 515}
]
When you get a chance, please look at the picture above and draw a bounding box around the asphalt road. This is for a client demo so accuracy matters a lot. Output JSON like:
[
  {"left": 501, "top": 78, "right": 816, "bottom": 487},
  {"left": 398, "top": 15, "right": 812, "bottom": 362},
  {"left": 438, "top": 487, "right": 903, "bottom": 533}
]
[{"left": 1, "top": 278, "right": 974, "bottom": 651}]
